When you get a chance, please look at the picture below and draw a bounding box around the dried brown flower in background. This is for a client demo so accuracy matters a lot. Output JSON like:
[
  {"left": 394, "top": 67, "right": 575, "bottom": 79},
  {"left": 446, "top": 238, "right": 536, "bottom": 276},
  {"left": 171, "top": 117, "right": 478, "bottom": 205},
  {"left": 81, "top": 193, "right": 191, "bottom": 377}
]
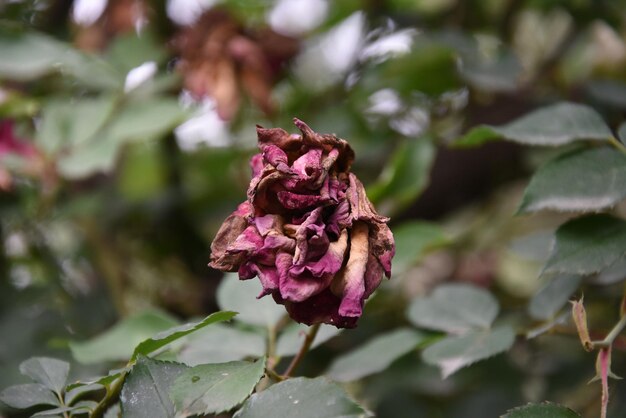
[
  {"left": 173, "top": 9, "right": 299, "bottom": 120},
  {"left": 75, "top": 0, "right": 149, "bottom": 51}
]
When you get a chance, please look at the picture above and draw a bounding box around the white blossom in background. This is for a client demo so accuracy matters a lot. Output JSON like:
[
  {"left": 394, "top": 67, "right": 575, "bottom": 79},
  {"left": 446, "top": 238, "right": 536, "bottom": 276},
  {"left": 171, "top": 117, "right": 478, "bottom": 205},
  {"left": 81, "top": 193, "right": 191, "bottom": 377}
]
[
  {"left": 267, "top": 0, "right": 328, "bottom": 37},
  {"left": 366, "top": 89, "right": 430, "bottom": 137},
  {"left": 5, "top": 232, "right": 27, "bottom": 258},
  {"left": 366, "top": 89, "right": 403, "bottom": 116},
  {"left": 166, "top": 0, "right": 219, "bottom": 25},
  {"left": 124, "top": 61, "right": 157, "bottom": 93},
  {"left": 72, "top": 0, "right": 108, "bottom": 26},
  {"left": 360, "top": 27, "right": 417, "bottom": 63},
  {"left": 389, "top": 107, "right": 430, "bottom": 137},
  {"left": 10, "top": 266, "right": 33, "bottom": 290},
  {"left": 294, "top": 12, "right": 365, "bottom": 90},
  {"left": 175, "top": 96, "right": 230, "bottom": 150}
]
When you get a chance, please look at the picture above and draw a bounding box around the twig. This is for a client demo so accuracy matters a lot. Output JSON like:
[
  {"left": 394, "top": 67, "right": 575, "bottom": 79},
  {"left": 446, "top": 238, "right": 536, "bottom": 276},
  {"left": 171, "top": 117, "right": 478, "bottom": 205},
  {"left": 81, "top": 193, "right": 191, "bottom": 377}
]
[
  {"left": 283, "top": 323, "right": 321, "bottom": 378},
  {"left": 591, "top": 315, "right": 626, "bottom": 349},
  {"left": 90, "top": 372, "right": 126, "bottom": 418},
  {"left": 608, "top": 136, "right": 626, "bottom": 156}
]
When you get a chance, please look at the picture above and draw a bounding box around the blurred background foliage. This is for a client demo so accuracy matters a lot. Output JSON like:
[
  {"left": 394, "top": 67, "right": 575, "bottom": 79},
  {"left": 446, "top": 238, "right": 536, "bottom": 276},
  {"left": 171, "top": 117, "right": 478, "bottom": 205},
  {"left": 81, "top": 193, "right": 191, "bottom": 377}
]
[{"left": 1, "top": 0, "right": 626, "bottom": 417}]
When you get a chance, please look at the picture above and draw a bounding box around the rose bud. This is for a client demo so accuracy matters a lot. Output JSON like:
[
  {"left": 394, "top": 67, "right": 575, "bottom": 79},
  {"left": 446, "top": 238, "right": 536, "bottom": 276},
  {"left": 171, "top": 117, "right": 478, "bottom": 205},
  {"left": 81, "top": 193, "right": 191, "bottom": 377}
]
[{"left": 210, "top": 119, "right": 394, "bottom": 328}]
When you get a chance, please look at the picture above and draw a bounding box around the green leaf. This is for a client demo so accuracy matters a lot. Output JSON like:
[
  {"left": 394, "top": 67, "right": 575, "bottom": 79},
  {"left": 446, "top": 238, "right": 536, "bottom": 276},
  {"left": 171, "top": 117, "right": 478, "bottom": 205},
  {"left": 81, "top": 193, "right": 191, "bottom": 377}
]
[
  {"left": 392, "top": 221, "right": 449, "bottom": 276},
  {"left": 459, "top": 51, "right": 522, "bottom": 93},
  {"left": 276, "top": 324, "right": 342, "bottom": 357},
  {"left": 233, "top": 377, "right": 372, "bottom": 418},
  {"left": 592, "top": 258, "right": 626, "bottom": 285},
  {"left": 0, "top": 384, "right": 59, "bottom": 409},
  {"left": 178, "top": 324, "right": 266, "bottom": 366},
  {"left": 501, "top": 402, "right": 581, "bottom": 417},
  {"left": 106, "top": 34, "right": 167, "bottom": 74},
  {"left": 64, "top": 383, "right": 104, "bottom": 406},
  {"left": 56, "top": 98, "right": 188, "bottom": 179},
  {"left": 367, "top": 138, "right": 435, "bottom": 214},
  {"left": 326, "top": 328, "right": 424, "bottom": 382},
  {"left": 178, "top": 324, "right": 266, "bottom": 365},
  {"left": 19, "top": 357, "right": 69, "bottom": 394},
  {"left": 543, "top": 215, "right": 626, "bottom": 275},
  {"left": 217, "top": 274, "right": 285, "bottom": 328},
  {"left": 69, "top": 309, "right": 179, "bottom": 364},
  {"left": 0, "top": 31, "right": 120, "bottom": 89},
  {"left": 528, "top": 274, "right": 582, "bottom": 321},
  {"left": 105, "top": 99, "right": 189, "bottom": 143},
  {"left": 422, "top": 325, "right": 516, "bottom": 378},
  {"left": 32, "top": 405, "right": 92, "bottom": 417},
  {"left": 37, "top": 96, "right": 117, "bottom": 154},
  {"left": 59, "top": 50, "right": 122, "bottom": 90},
  {"left": 131, "top": 311, "right": 237, "bottom": 361},
  {"left": 407, "top": 284, "right": 499, "bottom": 333},
  {"left": 518, "top": 147, "right": 626, "bottom": 213},
  {"left": 456, "top": 102, "right": 612, "bottom": 147},
  {"left": 170, "top": 358, "right": 266, "bottom": 416},
  {"left": 120, "top": 357, "right": 187, "bottom": 418},
  {"left": 0, "top": 32, "right": 67, "bottom": 80},
  {"left": 56, "top": 136, "right": 120, "bottom": 179}
]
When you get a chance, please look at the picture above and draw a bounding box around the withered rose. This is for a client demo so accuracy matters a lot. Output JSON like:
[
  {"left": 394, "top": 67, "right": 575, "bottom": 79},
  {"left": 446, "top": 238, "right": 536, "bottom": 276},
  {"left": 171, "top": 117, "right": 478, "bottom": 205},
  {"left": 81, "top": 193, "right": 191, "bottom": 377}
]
[{"left": 210, "top": 119, "right": 394, "bottom": 328}]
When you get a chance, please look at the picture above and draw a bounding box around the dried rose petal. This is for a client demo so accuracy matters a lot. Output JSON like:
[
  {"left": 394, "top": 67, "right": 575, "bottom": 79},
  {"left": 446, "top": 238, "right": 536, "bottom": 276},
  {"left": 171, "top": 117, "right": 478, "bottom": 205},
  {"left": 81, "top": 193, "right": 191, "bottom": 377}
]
[{"left": 210, "top": 119, "right": 394, "bottom": 328}]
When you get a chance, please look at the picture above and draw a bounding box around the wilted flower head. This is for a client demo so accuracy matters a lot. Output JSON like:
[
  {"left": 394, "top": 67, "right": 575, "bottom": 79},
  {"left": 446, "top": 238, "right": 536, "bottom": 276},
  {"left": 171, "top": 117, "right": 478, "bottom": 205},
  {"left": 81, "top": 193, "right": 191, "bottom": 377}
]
[{"left": 210, "top": 119, "right": 394, "bottom": 328}]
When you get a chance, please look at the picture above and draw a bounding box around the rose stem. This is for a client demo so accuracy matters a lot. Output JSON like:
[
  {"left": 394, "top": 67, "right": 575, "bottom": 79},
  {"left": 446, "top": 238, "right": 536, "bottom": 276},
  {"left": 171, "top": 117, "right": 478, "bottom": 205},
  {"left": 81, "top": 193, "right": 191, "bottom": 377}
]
[{"left": 283, "top": 323, "right": 321, "bottom": 378}]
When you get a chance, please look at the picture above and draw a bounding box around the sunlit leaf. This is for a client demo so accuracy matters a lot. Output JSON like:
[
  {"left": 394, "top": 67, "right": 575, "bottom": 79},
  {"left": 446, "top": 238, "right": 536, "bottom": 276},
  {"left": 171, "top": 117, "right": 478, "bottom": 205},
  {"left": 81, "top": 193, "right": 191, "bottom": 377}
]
[
  {"left": 422, "top": 326, "right": 515, "bottom": 378},
  {"left": 326, "top": 328, "right": 424, "bottom": 382},
  {"left": 233, "top": 377, "right": 372, "bottom": 418},
  {"left": 518, "top": 147, "right": 626, "bottom": 213},
  {"left": 456, "top": 102, "right": 611, "bottom": 147},
  {"left": 543, "top": 215, "right": 626, "bottom": 275},
  {"left": 407, "top": 284, "right": 499, "bottom": 333},
  {"left": 170, "top": 358, "right": 266, "bottom": 416}
]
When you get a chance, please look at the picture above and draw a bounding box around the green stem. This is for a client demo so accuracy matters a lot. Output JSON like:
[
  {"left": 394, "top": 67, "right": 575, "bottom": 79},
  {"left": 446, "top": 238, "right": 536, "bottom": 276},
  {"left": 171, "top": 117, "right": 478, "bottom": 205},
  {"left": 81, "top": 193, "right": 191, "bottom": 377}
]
[
  {"left": 283, "top": 323, "right": 320, "bottom": 378},
  {"left": 54, "top": 391, "right": 69, "bottom": 418},
  {"left": 265, "top": 367, "right": 285, "bottom": 382},
  {"left": 90, "top": 372, "right": 127, "bottom": 418},
  {"left": 608, "top": 136, "right": 626, "bottom": 155},
  {"left": 592, "top": 314, "right": 626, "bottom": 349}
]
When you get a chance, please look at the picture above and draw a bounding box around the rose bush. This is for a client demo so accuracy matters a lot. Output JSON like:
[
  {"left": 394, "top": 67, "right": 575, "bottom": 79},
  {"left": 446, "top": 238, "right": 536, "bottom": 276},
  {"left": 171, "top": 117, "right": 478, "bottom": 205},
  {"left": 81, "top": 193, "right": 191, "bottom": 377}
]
[{"left": 210, "top": 118, "right": 395, "bottom": 328}]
